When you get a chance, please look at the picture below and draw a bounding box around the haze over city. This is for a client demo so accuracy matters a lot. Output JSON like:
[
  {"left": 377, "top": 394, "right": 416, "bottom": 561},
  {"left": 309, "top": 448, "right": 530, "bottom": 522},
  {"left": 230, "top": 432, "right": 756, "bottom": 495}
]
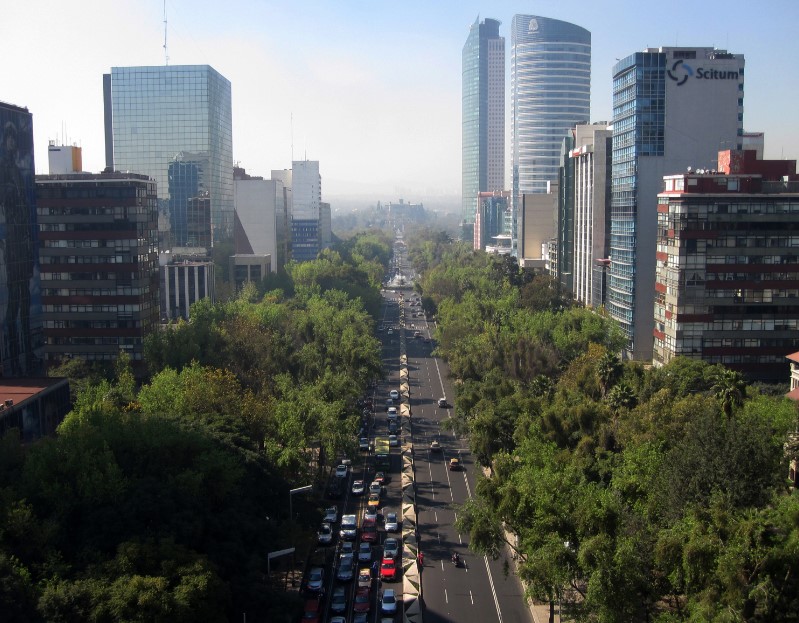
[{"left": 5, "top": 0, "right": 798, "bottom": 205}]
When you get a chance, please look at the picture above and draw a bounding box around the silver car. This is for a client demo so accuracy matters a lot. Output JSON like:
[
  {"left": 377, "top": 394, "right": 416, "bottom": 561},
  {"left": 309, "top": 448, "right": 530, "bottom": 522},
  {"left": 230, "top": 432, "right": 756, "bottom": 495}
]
[
  {"left": 384, "top": 512, "right": 399, "bottom": 533},
  {"left": 383, "top": 537, "right": 400, "bottom": 560},
  {"left": 358, "top": 541, "right": 372, "bottom": 562},
  {"left": 337, "top": 554, "right": 355, "bottom": 581},
  {"left": 307, "top": 566, "right": 324, "bottom": 592}
]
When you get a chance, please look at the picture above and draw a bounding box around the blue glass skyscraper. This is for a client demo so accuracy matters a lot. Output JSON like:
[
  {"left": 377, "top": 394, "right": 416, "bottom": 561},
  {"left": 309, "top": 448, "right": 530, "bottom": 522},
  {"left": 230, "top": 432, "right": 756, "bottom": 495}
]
[
  {"left": 608, "top": 47, "right": 744, "bottom": 360},
  {"left": 0, "top": 101, "right": 43, "bottom": 376},
  {"left": 511, "top": 16, "right": 590, "bottom": 201},
  {"left": 103, "top": 65, "right": 233, "bottom": 248},
  {"left": 462, "top": 18, "right": 505, "bottom": 234}
]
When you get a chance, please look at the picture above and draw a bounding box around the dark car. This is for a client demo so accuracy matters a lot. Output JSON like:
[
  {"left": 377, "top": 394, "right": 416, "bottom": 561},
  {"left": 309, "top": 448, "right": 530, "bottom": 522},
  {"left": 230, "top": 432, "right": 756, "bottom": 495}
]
[
  {"left": 327, "top": 478, "right": 343, "bottom": 498},
  {"left": 330, "top": 586, "right": 347, "bottom": 613},
  {"left": 353, "top": 587, "right": 371, "bottom": 613}
]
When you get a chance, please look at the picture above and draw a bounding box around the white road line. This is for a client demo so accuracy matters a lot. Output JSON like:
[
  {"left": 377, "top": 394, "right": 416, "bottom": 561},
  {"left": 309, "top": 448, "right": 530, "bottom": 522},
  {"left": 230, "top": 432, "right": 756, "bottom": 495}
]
[
  {"left": 470, "top": 590, "right": 474, "bottom": 604},
  {"left": 445, "top": 588, "right": 449, "bottom": 604},
  {"left": 434, "top": 511, "right": 438, "bottom": 522},
  {"left": 458, "top": 533, "right": 462, "bottom": 545},
  {"left": 484, "top": 555, "right": 504, "bottom": 623}
]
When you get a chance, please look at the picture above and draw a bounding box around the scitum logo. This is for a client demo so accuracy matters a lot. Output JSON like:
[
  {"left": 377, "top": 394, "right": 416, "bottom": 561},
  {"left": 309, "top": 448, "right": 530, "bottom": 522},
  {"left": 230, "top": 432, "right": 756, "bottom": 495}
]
[
  {"left": 667, "top": 59, "right": 740, "bottom": 86},
  {"left": 667, "top": 59, "right": 693, "bottom": 86}
]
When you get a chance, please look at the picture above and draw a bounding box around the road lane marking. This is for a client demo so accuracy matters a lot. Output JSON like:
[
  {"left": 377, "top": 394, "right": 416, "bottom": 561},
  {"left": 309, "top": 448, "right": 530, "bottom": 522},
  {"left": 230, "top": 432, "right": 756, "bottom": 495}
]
[
  {"left": 484, "top": 555, "right": 504, "bottom": 623},
  {"left": 445, "top": 588, "right": 449, "bottom": 604},
  {"left": 470, "top": 590, "right": 474, "bottom": 604}
]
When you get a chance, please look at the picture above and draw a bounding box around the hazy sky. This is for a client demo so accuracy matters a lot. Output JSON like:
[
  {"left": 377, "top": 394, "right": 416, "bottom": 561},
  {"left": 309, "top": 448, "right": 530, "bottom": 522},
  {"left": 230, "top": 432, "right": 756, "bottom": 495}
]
[{"left": 4, "top": 0, "right": 798, "bottom": 203}]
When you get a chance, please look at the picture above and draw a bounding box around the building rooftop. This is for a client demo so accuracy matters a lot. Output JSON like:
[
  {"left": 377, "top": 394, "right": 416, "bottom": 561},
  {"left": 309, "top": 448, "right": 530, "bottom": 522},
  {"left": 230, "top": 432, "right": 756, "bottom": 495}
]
[{"left": 0, "top": 377, "right": 68, "bottom": 407}]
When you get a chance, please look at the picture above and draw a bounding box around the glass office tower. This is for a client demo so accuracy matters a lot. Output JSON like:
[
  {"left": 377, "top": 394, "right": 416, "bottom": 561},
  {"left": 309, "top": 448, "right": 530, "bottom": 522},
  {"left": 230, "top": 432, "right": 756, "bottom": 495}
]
[
  {"left": 104, "top": 65, "right": 233, "bottom": 248},
  {"left": 462, "top": 18, "right": 505, "bottom": 234},
  {"left": 0, "top": 101, "right": 44, "bottom": 376},
  {"left": 511, "top": 16, "right": 590, "bottom": 202},
  {"left": 608, "top": 48, "right": 743, "bottom": 360}
]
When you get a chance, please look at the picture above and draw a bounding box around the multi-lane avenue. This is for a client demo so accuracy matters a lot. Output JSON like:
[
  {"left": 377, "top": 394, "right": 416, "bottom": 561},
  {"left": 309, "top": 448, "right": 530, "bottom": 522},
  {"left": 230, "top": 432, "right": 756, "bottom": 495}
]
[{"left": 383, "top": 245, "right": 533, "bottom": 623}]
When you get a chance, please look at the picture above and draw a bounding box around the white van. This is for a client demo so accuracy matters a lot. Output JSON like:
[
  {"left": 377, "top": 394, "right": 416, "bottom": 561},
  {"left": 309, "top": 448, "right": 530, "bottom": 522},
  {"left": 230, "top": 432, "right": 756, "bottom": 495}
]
[{"left": 340, "top": 514, "right": 358, "bottom": 540}]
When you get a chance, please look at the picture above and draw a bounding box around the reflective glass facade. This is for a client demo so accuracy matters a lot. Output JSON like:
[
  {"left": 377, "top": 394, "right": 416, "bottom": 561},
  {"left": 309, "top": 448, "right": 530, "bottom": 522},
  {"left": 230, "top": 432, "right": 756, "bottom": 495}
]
[
  {"left": 511, "top": 15, "right": 590, "bottom": 202},
  {"left": 608, "top": 48, "right": 744, "bottom": 360},
  {"left": 608, "top": 53, "right": 665, "bottom": 346},
  {"left": 462, "top": 18, "right": 504, "bottom": 228},
  {"left": 104, "top": 65, "right": 232, "bottom": 247},
  {"left": 0, "top": 102, "right": 44, "bottom": 376}
]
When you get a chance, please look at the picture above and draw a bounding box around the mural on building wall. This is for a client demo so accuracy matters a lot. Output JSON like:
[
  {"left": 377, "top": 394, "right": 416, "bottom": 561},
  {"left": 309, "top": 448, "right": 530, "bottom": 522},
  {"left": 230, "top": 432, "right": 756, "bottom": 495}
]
[{"left": 0, "top": 105, "right": 43, "bottom": 376}]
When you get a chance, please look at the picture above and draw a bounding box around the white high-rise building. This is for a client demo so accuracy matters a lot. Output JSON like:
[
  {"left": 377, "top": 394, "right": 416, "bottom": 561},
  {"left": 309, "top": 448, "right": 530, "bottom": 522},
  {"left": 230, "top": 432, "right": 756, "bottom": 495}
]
[
  {"left": 511, "top": 15, "right": 590, "bottom": 202},
  {"left": 571, "top": 124, "right": 612, "bottom": 307}
]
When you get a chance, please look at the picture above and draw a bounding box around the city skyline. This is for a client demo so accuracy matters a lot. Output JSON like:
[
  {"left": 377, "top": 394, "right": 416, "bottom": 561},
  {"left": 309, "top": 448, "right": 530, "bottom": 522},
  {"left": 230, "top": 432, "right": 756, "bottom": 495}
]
[{"left": 4, "top": 0, "right": 798, "bottom": 205}]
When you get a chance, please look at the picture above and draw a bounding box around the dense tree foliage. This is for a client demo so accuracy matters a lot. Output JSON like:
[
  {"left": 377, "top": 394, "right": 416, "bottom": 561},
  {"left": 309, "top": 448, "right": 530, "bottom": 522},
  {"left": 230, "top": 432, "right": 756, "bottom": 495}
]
[
  {"left": 0, "top": 232, "right": 391, "bottom": 621},
  {"left": 408, "top": 237, "right": 799, "bottom": 622}
]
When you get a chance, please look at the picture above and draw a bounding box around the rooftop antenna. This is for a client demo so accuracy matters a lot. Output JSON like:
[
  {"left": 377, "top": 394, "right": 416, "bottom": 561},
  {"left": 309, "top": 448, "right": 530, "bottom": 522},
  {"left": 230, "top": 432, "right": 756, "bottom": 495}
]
[
  {"left": 163, "top": 0, "right": 169, "bottom": 66},
  {"left": 291, "top": 112, "right": 294, "bottom": 163}
]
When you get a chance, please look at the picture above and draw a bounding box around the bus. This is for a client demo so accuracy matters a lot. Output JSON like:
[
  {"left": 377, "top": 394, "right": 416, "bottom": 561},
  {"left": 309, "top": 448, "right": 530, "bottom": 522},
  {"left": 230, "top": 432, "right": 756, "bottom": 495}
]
[{"left": 374, "top": 436, "right": 390, "bottom": 470}]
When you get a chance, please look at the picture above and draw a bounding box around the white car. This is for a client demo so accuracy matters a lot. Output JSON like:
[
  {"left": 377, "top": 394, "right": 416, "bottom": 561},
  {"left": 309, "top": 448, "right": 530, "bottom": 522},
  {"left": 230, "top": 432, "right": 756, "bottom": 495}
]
[
  {"left": 351, "top": 480, "right": 365, "bottom": 496},
  {"left": 384, "top": 512, "right": 399, "bottom": 532},
  {"left": 381, "top": 588, "right": 398, "bottom": 614},
  {"left": 383, "top": 537, "right": 400, "bottom": 559},
  {"left": 387, "top": 407, "right": 398, "bottom": 421},
  {"left": 388, "top": 434, "right": 398, "bottom": 447},
  {"left": 335, "top": 464, "right": 348, "bottom": 479},
  {"left": 389, "top": 389, "right": 399, "bottom": 400},
  {"left": 324, "top": 507, "right": 338, "bottom": 524},
  {"left": 387, "top": 328, "right": 393, "bottom": 335},
  {"left": 358, "top": 541, "right": 372, "bottom": 562},
  {"left": 306, "top": 566, "right": 324, "bottom": 592},
  {"left": 364, "top": 505, "right": 378, "bottom": 521},
  {"left": 318, "top": 523, "right": 333, "bottom": 545},
  {"left": 369, "top": 481, "right": 382, "bottom": 497}
]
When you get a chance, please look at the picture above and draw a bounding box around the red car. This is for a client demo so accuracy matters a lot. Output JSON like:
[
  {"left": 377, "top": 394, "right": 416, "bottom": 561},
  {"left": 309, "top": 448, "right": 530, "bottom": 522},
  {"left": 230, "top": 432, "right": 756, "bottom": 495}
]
[
  {"left": 361, "top": 518, "right": 378, "bottom": 543},
  {"left": 302, "top": 597, "right": 322, "bottom": 623},
  {"left": 353, "top": 587, "right": 371, "bottom": 613},
  {"left": 380, "top": 557, "right": 398, "bottom": 581}
]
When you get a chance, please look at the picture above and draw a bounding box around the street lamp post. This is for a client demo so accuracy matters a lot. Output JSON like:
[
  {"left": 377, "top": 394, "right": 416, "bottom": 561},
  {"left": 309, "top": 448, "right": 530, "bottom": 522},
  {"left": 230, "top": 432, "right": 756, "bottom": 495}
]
[
  {"left": 287, "top": 485, "right": 313, "bottom": 588},
  {"left": 289, "top": 485, "right": 313, "bottom": 523}
]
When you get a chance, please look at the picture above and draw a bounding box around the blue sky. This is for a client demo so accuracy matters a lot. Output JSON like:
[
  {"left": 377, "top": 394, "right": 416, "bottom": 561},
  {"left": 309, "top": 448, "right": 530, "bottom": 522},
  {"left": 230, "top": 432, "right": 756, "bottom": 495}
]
[{"left": 4, "top": 0, "right": 798, "bottom": 204}]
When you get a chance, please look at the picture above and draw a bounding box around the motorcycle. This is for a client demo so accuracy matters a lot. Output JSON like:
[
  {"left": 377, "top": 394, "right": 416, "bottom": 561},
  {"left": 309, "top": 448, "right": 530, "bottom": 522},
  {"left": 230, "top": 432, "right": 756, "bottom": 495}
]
[{"left": 451, "top": 553, "right": 460, "bottom": 567}]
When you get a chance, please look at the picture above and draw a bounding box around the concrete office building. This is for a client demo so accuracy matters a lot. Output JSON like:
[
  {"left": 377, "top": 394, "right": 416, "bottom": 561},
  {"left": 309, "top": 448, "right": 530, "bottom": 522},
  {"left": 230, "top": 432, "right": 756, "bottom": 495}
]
[
  {"left": 554, "top": 134, "right": 576, "bottom": 292},
  {"left": 230, "top": 254, "right": 271, "bottom": 292},
  {"left": 511, "top": 15, "right": 590, "bottom": 236},
  {"left": 0, "top": 101, "right": 44, "bottom": 377},
  {"left": 103, "top": 65, "right": 233, "bottom": 248},
  {"left": 571, "top": 124, "right": 612, "bottom": 306},
  {"left": 653, "top": 151, "right": 799, "bottom": 381},
  {"left": 47, "top": 142, "right": 82, "bottom": 174},
  {"left": 518, "top": 184, "right": 558, "bottom": 271},
  {"left": 233, "top": 166, "right": 282, "bottom": 272},
  {"left": 36, "top": 172, "right": 159, "bottom": 368},
  {"left": 462, "top": 17, "right": 505, "bottom": 235},
  {"left": 609, "top": 47, "right": 744, "bottom": 360},
  {"left": 291, "top": 160, "right": 322, "bottom": 262},
  {"left": 160, "top": 249, "right": 215, "bottom": 321},
  {"left": 271, "top": 168, "right": 293, "bottom": 266}
]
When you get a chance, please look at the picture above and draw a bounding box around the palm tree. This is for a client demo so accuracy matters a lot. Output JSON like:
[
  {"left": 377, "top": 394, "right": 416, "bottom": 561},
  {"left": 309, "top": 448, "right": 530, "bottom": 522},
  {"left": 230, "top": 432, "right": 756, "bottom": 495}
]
[
  {"left": 709, "top": 366, "right": 747, "bottom": 418},
  {"left": 596, "top": 351, "right": 622, "bottom": 397}
]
